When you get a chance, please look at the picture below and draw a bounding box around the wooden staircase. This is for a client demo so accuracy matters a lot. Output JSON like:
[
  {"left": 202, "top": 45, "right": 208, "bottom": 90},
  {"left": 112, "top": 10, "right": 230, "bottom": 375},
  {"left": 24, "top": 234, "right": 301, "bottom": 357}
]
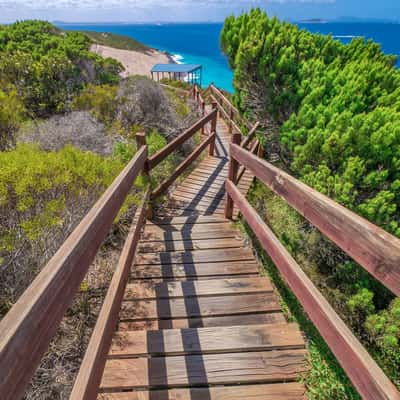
[
  {"left": 97, "top": 114, "right": 307, "bottom": 398},
  {"left": 2, "top": 84, "right": 399, "bottom": 400}
]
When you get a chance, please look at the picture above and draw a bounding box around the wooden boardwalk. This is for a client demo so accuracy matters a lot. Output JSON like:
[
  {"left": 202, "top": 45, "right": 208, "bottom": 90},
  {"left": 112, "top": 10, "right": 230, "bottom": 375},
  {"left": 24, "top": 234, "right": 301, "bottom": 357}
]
[{"left": 98, "top": 115, "right": 307, "bottom": 398}]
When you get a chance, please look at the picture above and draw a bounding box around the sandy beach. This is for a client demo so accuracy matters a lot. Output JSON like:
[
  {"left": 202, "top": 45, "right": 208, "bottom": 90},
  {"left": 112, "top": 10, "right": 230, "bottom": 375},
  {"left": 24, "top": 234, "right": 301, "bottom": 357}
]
[{"left": 91, "top": 44, "right": 173, "bottom": 78}]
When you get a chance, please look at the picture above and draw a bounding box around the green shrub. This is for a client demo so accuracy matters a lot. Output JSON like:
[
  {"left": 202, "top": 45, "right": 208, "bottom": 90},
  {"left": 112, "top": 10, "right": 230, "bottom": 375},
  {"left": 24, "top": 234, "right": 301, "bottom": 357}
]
[
  {"left": 0, "top": 20, "right": 122, "bottom": 116},
  {"left": 73, "top": 84, "right": 119, "bottom": 125},
  {"left": 0, "top": 143, "right": 143, "bottom": 311},
  {"left": 0, "top": 86, "right": 24, "bottom": 150}
]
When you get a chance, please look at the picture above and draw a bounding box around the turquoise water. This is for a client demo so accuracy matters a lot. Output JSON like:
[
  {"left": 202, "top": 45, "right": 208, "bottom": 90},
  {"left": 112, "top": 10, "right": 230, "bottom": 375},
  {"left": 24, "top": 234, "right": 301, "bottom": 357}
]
[{"left": 59, "top": 22, "right": 400, "bottom": 93}]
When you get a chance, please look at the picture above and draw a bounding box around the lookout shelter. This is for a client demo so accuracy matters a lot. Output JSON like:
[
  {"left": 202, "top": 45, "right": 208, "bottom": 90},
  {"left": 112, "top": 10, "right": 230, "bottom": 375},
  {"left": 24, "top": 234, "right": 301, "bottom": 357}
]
[{"left": 151, "top": 64, "right": 202, "bottom": 86}]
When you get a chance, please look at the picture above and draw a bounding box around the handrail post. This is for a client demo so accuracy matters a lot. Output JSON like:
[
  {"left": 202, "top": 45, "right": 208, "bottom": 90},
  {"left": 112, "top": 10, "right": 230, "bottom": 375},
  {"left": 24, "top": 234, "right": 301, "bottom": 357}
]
[
  {"left": 135, "top": 132, "right": 152, "bottom": 218},
  {"left": 209, "top": 103, "right": 218, "bottom": 156},
  {"left": 225, "top": 132, "right": 242, "bottom": 219},
  {"left": 135, "top": 132, "right": 149, "bottom": 177},
  {"left": 257, "top": 141, "right": 263, "bottom": 158},
  {"left": 229, "top": 107, "right": 234, "bottom": 134}
]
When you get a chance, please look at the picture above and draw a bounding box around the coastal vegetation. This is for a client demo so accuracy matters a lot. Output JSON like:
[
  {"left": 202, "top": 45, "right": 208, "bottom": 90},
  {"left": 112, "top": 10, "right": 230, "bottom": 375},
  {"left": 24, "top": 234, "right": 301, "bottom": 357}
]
[
  {"left": 0, "top": 20, "right": 199, "bottom": 398},
  {"left": 222, "top": 8, "right": 400, "bottom": 397}
]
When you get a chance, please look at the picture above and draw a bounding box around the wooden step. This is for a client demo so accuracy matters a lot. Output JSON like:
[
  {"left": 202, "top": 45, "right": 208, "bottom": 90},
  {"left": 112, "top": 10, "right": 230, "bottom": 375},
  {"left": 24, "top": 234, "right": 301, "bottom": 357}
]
[
  {"left": 149, "top": 215, "right": 227, "bottom": 226},
  {"left": 124, "top": 277, "right": 273, "bottom": 300},
  {"left": 131, "top": 261, "right": 259, "bottom": 280},
  {"left": 142, "top": 227, "right": 239, "bottom": 242},
  {"left": 119, "top": 293, "right": 281, "bottom": 321},
  {"left": 138, "top": 237, "right": 244, "bottom": 253},
  {"left": 118, "top": 313, "right": 286, "bottom": 331},
  {"left": 134, "top": 248, "right": 255, "bottom": 266},
  {"left": 100, "top": 349, "right": 307, "bottom": 390},
  {"left": 98, "top": 382, "right": 306, "bottom": 399},
  {"left": 109, "top": 323, "right": 305, "bottom": 358}
]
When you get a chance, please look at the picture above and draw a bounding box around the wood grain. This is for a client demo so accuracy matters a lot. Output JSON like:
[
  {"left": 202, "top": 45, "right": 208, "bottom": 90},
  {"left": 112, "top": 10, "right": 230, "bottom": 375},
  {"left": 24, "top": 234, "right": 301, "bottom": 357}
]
[
  {"left": 118, "top": 313, "right": 286, "bottom": 331},
  {"left": 98, "top": 382, "right": 306, "bottom": 400},
  {"left": 124, "top": 277, "right": 273, "bottom": 300},
  {"left": 100, "top": 349, "right": 307, "bottom": 390},
  {"left": 119, "top": 293, "right": 281, "bottom": 321},
  {"left": 231, "top": 143, "right": 400, "bottom": 297},
  {"left": 130, "top": 261, "right": 260, "bottom": 280},
  {"left": 70, "top": 190, "right": 149, "bottom": 400},
  {"left": 226, "top": 179, "right": 400, "bottom": 400},
  {"left": 109, "top": 323, "right": 304, "bottom": 358}
]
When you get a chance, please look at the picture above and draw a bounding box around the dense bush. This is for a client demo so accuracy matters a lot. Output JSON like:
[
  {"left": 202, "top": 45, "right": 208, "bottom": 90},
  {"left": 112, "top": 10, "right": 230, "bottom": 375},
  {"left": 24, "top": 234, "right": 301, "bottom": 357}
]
[
  {"left": 0, "top": 86, "right": 24, "bottom": 150},
  {"left": 0, "top": 144, "right": 133, "bottom": 312},
  {"left": 0, "top": 20, "right": 123, "bottom": 116},
  {"left": 222, "top": 8, "right": 400, "bottom": 391}
]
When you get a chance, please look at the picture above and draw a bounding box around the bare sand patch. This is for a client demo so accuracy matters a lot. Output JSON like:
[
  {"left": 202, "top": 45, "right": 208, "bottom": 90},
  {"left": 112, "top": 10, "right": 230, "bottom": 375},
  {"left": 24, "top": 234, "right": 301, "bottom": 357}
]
[{"left": 91, "top": 44, "right": 173, "bottom": 78}]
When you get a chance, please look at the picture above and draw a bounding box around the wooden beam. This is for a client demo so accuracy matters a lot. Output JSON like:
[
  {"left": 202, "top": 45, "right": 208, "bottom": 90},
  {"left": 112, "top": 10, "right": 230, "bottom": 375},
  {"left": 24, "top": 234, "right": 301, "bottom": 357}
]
[
  {"left": 70, "top": 189, "right": 150, "bottom": 400},
  {"left": 152, "top": 132, "right": 216, "bottom": 199},
  {"left": 230, "top": 143, "right": 400, "bottom": 297},
  {"left": 241, "top": 121, "right": 260, "bottom": 149},
  {"left": 0, "top": 147, "right": 148, "bottom": 400},
  {"left": 225, "top": 133, "right": 242, "bottom": 219},
  {"left": 148, "top": 108, "right": 217, "bottom": 170},
  {"left": 225, "top": 179, "right": 400, "bottom": 400}
]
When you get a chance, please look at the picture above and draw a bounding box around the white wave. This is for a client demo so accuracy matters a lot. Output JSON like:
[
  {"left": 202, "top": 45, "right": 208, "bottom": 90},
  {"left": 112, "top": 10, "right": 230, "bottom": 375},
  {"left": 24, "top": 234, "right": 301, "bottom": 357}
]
[
  {"left": 333, "top": 35, "right": 358, "bottom": 39},
  {"left": 171, "top": 54, "right": 184, "bottom": 64}
]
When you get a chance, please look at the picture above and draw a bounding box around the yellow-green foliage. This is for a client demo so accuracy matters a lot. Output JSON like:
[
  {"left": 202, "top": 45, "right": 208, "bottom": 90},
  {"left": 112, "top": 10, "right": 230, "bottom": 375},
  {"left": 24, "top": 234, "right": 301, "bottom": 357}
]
[
  {"left": 0, "top": 144, "right": 125, "bottom": 252},
  {"left": 0, "top": 86, "right": 25, "bottom": 150},
  {"left": 166, "top": 88, "right": 191, "bottom": 117},
  {"left": 73, "top": 84, "right": 119, "bottom": 125}
]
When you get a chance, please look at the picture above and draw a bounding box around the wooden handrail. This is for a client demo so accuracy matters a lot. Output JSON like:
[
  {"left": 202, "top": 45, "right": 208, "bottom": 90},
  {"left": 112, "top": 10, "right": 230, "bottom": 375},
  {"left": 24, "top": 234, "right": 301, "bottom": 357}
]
[
  {"left": 226, "top": 179, "right": 400, "bottom": 400},
  {"left": 210, "top": 84, "right": 252, "bottom": 130},
  {"left": 230, "top": 143, "right": 400, "bottom": 297},
  {"left": 148, "top": 108, "right": 217, "bottom": 170},
  {"left": 0, "top": 147, "right": 148, "bottom": 400},
  {"left": 241, "top": 121, "right": 260, "bottom": 149},
  {"left": 152, "top": 132, "right": 216, "bottom": 199},
  {"left": 70, "top": 189, "right": 150, "bottom": 400}
]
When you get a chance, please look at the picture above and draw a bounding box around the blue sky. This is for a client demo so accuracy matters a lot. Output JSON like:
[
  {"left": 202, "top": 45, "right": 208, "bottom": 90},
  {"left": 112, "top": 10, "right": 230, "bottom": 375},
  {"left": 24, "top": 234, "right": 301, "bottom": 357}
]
[{"left": 0, "top": 0, "right": 399, "bottom": 23}]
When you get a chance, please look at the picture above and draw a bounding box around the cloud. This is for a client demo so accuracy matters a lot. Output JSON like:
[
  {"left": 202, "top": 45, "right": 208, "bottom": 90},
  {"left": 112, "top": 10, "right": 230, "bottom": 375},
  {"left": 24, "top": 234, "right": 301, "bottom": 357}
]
[{"left": 0, "top": 0, "right": 335, "bottom": 10}]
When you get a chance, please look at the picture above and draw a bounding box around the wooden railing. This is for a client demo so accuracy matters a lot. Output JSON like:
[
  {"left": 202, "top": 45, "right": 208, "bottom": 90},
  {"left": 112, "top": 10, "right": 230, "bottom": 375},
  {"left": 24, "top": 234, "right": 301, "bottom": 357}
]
[
  {"left": 0, "top": 104, "right": 217, "bottom": 400},
  {"left": 225, "top": 141, "right": 400, "bottom": 400},
  {"left": 0, "top": 147, "right": 148, "bottom": 400},
  {"left": 209, "top": 84, "right": 253, "bottom": 131},
  {"left": 149, "top": 107, "right": 217, "bottom": 198}
]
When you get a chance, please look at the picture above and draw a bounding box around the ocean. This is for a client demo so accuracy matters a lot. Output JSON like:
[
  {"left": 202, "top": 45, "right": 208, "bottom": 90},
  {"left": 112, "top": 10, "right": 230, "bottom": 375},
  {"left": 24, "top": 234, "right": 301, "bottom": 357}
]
[{"left": 58, "top": 22, "right": 400, "bottom": 93}]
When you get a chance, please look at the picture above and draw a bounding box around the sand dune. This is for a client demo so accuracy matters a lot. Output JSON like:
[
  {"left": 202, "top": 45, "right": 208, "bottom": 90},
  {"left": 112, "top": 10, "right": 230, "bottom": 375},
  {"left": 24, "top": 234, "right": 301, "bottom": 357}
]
[{"left": 91, "top": 44, "right": 173, "bottom": 78}]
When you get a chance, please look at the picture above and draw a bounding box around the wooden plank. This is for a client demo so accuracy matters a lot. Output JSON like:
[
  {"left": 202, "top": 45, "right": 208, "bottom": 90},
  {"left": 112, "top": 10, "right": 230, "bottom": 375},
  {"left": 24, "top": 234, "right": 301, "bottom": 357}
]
[
  {"left": 138, "top": 237, "right": 244, "bottom": 253},
  {"left": 98, "top": 382, "right": 306, "bottom": 400},
  {"left": 100, "top": 349, "right": 307, "bottom": 390},
  {"left": 0, "top": 146, "right": 148, "bottom": 400},
  {"left": 124, "top": 277, "right": 273, "bottom": 300},
  {"left": 152, "top": 133, "right": 216, "bottom": 199},
  {"left": 231, "top": 143, "right": 400, "bottom": 297},
  {"left": 149, "top": 215, "right": 226, "bottom": 225},
  {"left": 119, "top": 292, "right": 281, "bottom": 321},
  {"left": 170, "top": 192, "right": 225, "bottom": 206},
  {"left": 173, "top": 186, "right": 225, "bottom": 200},
  {"left": 241, "top": 121, "right": 260, "bottom": 149},
  {"left": 134, "top": 248, "right": 255, "bottom": 265},
  {"left": 226, "top": 179, "right": 400, "bottom": 400},
  {"left": 118, "top": 313, "right": 286, "bottom": 331},
  {"left": 109, "top": 323, "right": 304, "bottom": 358},
  {"left": 142, "top": 228, "right": 239, "bottom": 242},
  {"left": 148, "top": 109, "right": 217, "bottom": 170},
  {"left": 145, "top": 221, "right": 234, "bottom": 234},
  {"left": 131, "top": 261, "right": 259, "bottom": 280},
  {"left": 70, "top": 190, "right": 149, "bottom": 400}
]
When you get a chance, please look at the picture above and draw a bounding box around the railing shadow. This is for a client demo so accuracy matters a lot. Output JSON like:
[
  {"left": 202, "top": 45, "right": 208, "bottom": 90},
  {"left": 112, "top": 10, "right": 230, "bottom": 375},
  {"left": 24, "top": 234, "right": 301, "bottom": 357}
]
[{"left": 147, "top": 216, "right": 211, "bottom": 399}]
